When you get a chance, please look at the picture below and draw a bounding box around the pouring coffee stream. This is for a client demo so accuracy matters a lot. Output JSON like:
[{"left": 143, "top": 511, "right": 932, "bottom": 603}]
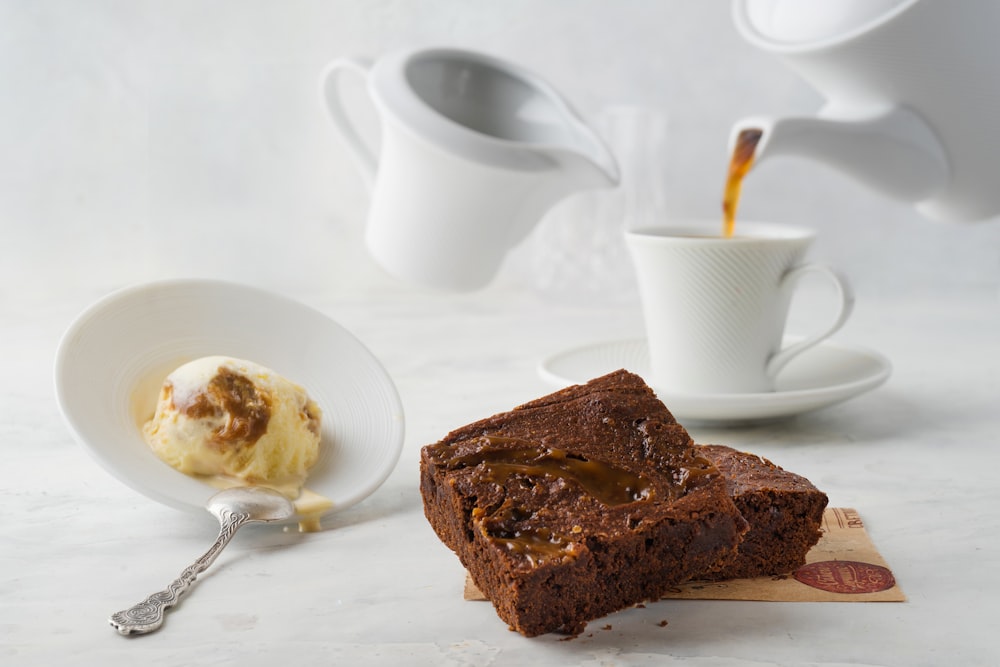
[{"left": 722, "top": 128, "right": 763, "bottom": 238}]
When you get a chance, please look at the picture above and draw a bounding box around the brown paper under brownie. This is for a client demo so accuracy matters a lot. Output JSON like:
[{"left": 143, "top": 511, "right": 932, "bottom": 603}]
[{"left": 464, "top": 507, "right": 905, "bottom": 602}]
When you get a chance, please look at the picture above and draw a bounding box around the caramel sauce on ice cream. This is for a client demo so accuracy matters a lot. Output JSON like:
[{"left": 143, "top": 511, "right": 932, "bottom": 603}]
[
  {"left": 142, "top": 356, "right": 330, "bottom": 531},
  {"left": 173, "top": 367, "right": 275, "bottom": 449}
]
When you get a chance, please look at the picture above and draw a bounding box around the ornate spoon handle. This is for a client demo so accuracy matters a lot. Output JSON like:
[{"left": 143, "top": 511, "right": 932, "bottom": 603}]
[{"left": 109, "top": 509, "right": 251, "bottom": 635}]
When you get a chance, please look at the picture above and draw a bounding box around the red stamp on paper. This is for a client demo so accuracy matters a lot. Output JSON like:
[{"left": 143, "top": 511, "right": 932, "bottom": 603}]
[{"left": 793, "top": 560, "right": 896, "bottom": 594}]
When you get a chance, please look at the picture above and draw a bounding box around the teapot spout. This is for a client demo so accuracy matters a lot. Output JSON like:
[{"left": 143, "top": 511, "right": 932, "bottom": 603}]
[{"left": 732, "top": 105, "right": 949, "bottom": 203}]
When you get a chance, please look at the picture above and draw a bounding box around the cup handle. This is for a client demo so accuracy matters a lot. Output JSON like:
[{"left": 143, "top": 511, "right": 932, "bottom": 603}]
[
  {"left": 320, "top": 57, "right": 378, "bottom": 189},
  {"left": 766, "top": 262, "right": 855, "bottom": 381}
]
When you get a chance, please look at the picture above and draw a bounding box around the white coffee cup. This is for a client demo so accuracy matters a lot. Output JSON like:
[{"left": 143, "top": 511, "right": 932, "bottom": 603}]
[{"left": 625, "top": 222, "right": 854, "bottom": 394}]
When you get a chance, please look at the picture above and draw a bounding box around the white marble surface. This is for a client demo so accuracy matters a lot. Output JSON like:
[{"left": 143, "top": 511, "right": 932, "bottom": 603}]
[
  {"left": 3, "top": 282, "right": 1000, "bottom": 666},
  {"left": 3, "top": 1, "right": 1000, "bottom": 665}
]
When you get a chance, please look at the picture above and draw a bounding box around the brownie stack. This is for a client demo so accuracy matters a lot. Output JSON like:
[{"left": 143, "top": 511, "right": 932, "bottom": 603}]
[
  {"left": 420, "top": 370, "right": 748, "bottom": 637},
  {"left": 697, "top": 444, "right": 827, "bottom": 581}
]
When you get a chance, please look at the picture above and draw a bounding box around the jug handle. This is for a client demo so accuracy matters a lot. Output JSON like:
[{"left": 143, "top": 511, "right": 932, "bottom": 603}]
[{"left": 320, "top": 57, "right": 377, "bottom": 189}]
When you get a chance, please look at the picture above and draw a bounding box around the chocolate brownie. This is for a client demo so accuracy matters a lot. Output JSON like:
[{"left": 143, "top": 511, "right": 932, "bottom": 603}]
[
  {"left": 420, "top": 370, "right": 748, "bottom": 637},
  {"left": 696, "top": 445, "right": 828, "bottom": 581}
]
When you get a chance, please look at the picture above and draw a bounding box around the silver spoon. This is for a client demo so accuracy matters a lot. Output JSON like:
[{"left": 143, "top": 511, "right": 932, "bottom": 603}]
[{"left": 109, "top": 486, "right": 295, "bottom": 636}]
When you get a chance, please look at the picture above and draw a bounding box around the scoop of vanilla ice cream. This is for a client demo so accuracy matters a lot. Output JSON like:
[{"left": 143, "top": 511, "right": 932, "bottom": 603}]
[{"left": 143, "top": 356, "right": 322, "bottom": 497}]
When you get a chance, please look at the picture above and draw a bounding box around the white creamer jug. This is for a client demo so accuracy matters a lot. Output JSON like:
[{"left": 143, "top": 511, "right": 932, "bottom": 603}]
[
  {"left": 321, "top": 47, "right": 619, "bottom": 290},
  {"left": 731, "top": 0, "right": 1000, "bottom": 222}
]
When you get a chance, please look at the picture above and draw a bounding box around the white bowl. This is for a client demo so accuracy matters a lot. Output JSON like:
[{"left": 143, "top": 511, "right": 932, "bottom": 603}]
[{"left": 54, "top": 279, "right": 405, "bottom": 522}]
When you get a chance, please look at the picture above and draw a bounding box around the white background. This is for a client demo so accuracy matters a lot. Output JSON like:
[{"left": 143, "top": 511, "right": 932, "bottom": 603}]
[
  {"left": 3, "top": 0, "right": 999, "bottom": 309},
  {"left": 4, "top": 4, "right": 1000, "bottom": 664}
]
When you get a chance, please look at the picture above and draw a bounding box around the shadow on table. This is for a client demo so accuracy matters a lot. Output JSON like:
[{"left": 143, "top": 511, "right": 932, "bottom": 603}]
[
  {"left": 685, "top": 385, "right": 961, "bottom": 447},
  {"left": 227, "top": 478, "right": 421, "bottom": 552}
]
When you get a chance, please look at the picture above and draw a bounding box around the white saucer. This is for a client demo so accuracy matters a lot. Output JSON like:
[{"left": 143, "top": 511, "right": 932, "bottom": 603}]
[
  {"left": 539, "top": 338, "right": 891, "bottom": 425},
  {"left": 55, "top": 279, "right": 405, "bottom": 522}
]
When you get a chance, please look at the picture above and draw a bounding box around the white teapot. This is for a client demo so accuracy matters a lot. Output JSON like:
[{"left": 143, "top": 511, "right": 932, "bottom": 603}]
[
  {"left": 321, "top": 47, "right": 619, "bottom": 290},
  {"left": 730, "top": 0, "right": 1000, "bottom": 222}
]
